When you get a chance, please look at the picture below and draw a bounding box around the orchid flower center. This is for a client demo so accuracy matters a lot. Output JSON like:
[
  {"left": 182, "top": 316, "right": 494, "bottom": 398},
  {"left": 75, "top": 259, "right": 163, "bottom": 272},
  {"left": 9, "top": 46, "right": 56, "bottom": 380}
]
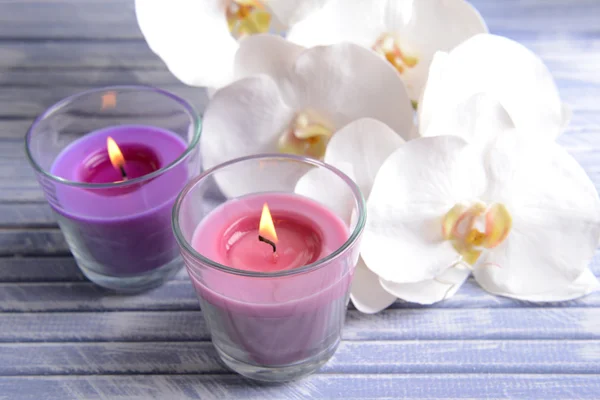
[
  {"left": 372, "top": 33, "right": 419, "bottom": 108},
  {"left": 277, "top": 110, "right": 334, "bottom": 160},
  {"left": 226, "top": 0, "right": 271, "bottom": 39},
  {"left": 442, "top": 201, "right": 512, "bottom": 266},
  {"left": 372, "top": 34, "right": 419, "bottom": 74}
]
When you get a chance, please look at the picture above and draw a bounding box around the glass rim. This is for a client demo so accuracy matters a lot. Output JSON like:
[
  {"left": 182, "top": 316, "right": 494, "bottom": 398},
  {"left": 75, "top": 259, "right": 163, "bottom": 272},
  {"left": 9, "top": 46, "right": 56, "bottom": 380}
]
[
  {"left": 172, "top": 153, "right": 367, "bottom": 278},
  {"left": 24, "top": 85, "right": 202, "bottom": 189}
]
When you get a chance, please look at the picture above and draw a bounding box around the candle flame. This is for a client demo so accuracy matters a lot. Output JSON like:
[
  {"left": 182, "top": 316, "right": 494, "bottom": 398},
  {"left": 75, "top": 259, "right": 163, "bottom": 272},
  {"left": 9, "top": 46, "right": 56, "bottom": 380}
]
[
  {"left": 106, "top": 136, "right": 125, "bottom": 170},
  {"left": 259, "top": 203, "right": 278, "bottom": 243}
]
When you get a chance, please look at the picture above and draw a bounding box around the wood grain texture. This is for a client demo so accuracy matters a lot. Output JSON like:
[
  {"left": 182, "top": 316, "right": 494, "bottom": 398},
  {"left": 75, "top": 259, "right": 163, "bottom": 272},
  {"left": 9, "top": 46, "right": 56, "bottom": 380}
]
[
  {"left": 0, "top": 340, "right": 599, "bottom": 375},
  {"left": 0, "top": 374, "right": 599, "bottom": 400},
  {"left": 0, "top": 229, "right": 68, "bottom": 255},
  {"left": 4, "top": 277, "right": 600, "bottom": 312},
  {"left": 0, "top": 257, "right": 85, "bottom": 281},
  {"left": 3, "top": 256, "right": 600, "bottom": 313},
  {"left": 0, "top": 86, "right": 208, "bottom": 118},
  {"left": 1, "top": 308, "right": 600, "bottom": 343}
]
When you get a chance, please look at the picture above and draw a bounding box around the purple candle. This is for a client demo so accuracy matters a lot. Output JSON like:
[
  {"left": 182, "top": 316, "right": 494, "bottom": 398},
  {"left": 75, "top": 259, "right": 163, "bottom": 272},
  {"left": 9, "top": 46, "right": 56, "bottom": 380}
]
[
  {"left": 51, "top": 125, "right": 188, "bottom": 277},
  {"left": 26, "top": 86, "right": 200, "bottom": 291}
]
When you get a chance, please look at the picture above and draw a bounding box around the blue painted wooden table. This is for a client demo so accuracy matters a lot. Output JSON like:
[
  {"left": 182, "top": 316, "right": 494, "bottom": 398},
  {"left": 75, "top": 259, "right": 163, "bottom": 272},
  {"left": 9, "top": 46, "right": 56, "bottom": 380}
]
[{"left": 1, "top": 0, "right": 600, "bottom": 398}]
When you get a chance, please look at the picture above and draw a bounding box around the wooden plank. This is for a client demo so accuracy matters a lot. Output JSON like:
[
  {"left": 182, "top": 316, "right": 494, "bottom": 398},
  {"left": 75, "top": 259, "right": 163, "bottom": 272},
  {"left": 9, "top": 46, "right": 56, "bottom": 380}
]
[
  {"left": 0, "top": 340, "right": 598, "bottom": 375},
  {"left": 0, "top": 204, "right": 56, "bottom": 227},
  {"left": 0, "top": 1, "right": 140, "bottom": 40},
  {"left": 0, "top": 189, "right": 45, "bottom": 202},
  {"left": 0, "top": 229, "right": 68, "bottom": 255},
  {"left": 1, "top": 114, "right": 205, "bottom": 141},
  {"left": 0, "top": 256, "right": 191, "bottom": 282},
  {"left": 0, "top": 86, "right": 208, "bottom": 118},
  {"left": 0, "top": 69, "right": 180, "bottom": 87},
  {"left": 477, "top": 0, "right": 600, "bottom": 33},
  {"left": 0, "top": 42, "right": 160, "bottom": 70},
  {"left": 0, "top": 281, "right": 199, "bottom": 312},
  {"left": 0, "top": 257, "right": 599, "bottom": 312},
  {"left": 0, "top": 54, "right": 598, "bottom": 87},
  {"left": 0, "top": 374, "right": 598, "bottom": 400},
  {"left": 0, "top": 257, "right": 84, "bottom": 281},
  {"left": 0, "top": 0, "right": 598, "bottom": 40},
  {"left": 2, "top": 308, "right": 600, "bottom": 342},
  {"left": 0, "top": 35, "right": 597, "bottom": 74}
]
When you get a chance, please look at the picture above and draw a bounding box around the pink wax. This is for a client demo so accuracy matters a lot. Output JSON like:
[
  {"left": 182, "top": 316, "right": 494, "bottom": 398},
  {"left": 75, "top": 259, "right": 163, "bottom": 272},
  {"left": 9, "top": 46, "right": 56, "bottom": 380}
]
[
  {"left": 189, "top": 193, "right": 355, "bottom": 366},
  {"left": 216, "top": 211, "right": 323, "bottom": 273}
]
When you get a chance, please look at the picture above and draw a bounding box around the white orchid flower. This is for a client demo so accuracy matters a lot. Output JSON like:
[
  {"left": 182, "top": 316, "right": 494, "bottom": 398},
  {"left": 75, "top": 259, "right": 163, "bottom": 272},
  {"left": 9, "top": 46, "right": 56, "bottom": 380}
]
[
  {"left": 285, "top": 0, "right": 487, "bottom": 105},
  {"left": 201, "top": 35, "right": 413, "bottom": 196},
  {"left": 363, "top": 129, "right": 600, "bottom": 307},
  {"left": 135, "top": 0, "right": 326, "bottom": 88},
  {"left": 299, "top": 99, "right": 600, "bottom": 313},
  {"left": 419, "top": 34, "right": 569, "bottom": 140}
]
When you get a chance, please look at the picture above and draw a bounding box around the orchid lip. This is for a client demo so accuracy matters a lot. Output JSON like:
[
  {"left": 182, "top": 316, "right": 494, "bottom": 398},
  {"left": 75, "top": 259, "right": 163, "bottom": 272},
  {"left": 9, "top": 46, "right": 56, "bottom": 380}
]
[
  {"left": 226, "top": 0, "right": 271, "bottom": 39},
  {"left": 372, "top": 33, "right": 419, "bottom": 75},
  {"left": 277, "top": 110, "right": 334, "bottom": 160},
  {"left": 442, "top": 201, "right": 512, "bottom": 265}
]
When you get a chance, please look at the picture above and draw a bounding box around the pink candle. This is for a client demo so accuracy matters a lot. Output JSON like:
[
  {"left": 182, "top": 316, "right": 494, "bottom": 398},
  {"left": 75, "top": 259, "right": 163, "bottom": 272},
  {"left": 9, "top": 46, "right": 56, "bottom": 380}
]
[{"left": 189, "top": 193, "right": 353, "bottom": 367}]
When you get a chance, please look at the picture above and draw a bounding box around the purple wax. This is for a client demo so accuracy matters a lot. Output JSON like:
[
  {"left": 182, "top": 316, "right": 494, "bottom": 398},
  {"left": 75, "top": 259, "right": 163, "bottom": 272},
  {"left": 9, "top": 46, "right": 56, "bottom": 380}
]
[{"left": 50, "top": 125, "right": 188, "bottom": 276}]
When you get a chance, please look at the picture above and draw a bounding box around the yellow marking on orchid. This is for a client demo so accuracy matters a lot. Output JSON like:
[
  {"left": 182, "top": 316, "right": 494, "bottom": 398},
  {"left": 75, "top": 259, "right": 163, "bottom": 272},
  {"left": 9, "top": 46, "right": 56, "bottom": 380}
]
[
  {"left": 465, "top": 229, "right": 486, "bottom": 246},
  {"left": 278, "top": 111, "right": 334, "bottom": 160},
  {"left": 373, "top": 34, "right": 419, "bottom": 109},
  {"left": 442, "top": 204, "right": 467, "bottom": 240},
  {"left": 460, "top": 246, "right": 482, "bottom": 266},
  {"left": 226, "top": 0, "right": 271, "bottom": 39},
  {"left": 373, "top": 34, "right": 419, "bottom": 75},
  {"left": 485, "top": 203, "right": 513, "bottom": 248},
  {"left": 442, "top": 202, "right": 512, "bottom": 266}
]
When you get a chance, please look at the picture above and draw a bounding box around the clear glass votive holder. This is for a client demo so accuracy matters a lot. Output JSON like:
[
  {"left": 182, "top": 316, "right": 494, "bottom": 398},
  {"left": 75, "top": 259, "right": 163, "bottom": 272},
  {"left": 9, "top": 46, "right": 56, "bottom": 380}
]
[
  {"left": 172, "top": 154, "right": 366, "bottom": 382},
  {"left": 25, "top": 86, "right": 201, "bottom": 292}
]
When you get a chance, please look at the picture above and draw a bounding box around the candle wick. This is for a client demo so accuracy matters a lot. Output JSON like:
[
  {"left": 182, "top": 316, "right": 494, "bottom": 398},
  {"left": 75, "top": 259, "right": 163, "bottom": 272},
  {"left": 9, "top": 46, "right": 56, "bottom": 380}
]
[
  {"left": 119, "top": 164, "right": 128, "bottom": 180},
  {"left": 258, "top": 235, "right": 276, "bottom": 253}
]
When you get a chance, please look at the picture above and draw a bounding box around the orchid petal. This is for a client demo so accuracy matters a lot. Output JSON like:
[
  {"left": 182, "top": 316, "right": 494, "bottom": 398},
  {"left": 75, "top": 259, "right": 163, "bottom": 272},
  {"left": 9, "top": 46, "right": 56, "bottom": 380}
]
[
  {"left": 294, "top": 163, "right": 356, "bottom": 224},
  {"left": 474, "top": 135, "right": 600, "bottom": 299},
  {"left": 380, "top": 265, "right": 471, "bottom": 305},
  {"left": 419, "top": 34, "right": 564, "bottom": 139},
  {"left": 267, "top": 0, "right": 327, "bottom": 26},
  {"left": 362, "top": 136, "right": 486, "bottom": 283},
  {"left": 421, "top": 92, "right": 515, "bottom": 145},
  {"left": 324, "top": 118, "right": 405, "bottom": 198},
  {"left": 287, "top": 0, "right": 487, "bottom": 101},
  {"left": 476, "top": 267, "right": 598, "bottom": 302},
  {"left": 561, "top": 103, "right": 573, "bottom": 130},
  {"left": 287, "top": 43, "right": 413, "bottom": 137},
  {"left": 234, "top": 34, "right": 305, "bottom": 84},
  {"left": 382, "top": 0, "right": 487, "bottom": 100},
  {"left": 286, "top": 0, "right": 386, "bottom": 48},
  {"left": 201, "top": 75, "right": 296, "bottom": 196},
  {"left": 135, "top": 0, "right": 237, "bottom": 88},
  {"left": 350, "top": 258, "right": 397, "bottom": 314}
]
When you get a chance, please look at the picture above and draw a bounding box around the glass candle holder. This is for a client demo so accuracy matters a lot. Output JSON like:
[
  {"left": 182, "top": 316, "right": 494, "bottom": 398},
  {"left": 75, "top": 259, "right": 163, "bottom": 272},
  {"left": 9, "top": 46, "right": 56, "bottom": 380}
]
[
  {"left": 173, "top": 154, "right": 366, "bottom": 382},
  {"left": 25, "top": 86, "right": 201, "bottom": 292}
]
